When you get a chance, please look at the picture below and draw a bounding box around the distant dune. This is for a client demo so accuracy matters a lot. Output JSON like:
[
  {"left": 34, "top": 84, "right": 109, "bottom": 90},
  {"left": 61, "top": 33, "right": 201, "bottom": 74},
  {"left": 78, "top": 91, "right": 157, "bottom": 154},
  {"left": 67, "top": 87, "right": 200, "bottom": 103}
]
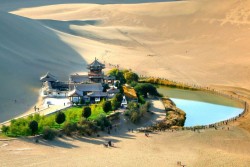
[{"left": 0, "top": 0, "right": 250, "bottom": 122}]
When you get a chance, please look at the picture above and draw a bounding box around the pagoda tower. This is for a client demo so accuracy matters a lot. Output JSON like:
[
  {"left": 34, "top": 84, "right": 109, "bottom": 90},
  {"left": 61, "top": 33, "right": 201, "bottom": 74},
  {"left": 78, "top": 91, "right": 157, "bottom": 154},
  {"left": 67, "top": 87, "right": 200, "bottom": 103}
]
[{"left": 87, "top": 58, "right": 105, "bottom": 83}]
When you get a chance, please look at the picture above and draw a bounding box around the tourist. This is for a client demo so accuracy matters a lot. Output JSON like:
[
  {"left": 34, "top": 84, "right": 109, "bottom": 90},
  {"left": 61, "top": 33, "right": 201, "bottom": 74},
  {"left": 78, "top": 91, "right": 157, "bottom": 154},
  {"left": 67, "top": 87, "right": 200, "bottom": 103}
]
[{"left": 108, "top": 140, "right": 113, "bottom": 147}]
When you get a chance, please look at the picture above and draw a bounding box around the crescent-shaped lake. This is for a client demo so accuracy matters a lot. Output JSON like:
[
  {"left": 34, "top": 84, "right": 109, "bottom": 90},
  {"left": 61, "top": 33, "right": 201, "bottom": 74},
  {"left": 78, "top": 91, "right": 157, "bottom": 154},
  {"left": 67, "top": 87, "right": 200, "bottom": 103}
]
[{"left": 157, "top": 86, "right": 244, "bottom": 127}]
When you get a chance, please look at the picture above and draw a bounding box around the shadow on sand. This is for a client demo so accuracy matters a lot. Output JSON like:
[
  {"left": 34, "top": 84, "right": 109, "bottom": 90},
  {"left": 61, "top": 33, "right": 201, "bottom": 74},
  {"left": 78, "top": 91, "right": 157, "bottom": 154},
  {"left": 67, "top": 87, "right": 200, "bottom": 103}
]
[{"left": 0, "top": 12, "right": 87, "bottom": 123}]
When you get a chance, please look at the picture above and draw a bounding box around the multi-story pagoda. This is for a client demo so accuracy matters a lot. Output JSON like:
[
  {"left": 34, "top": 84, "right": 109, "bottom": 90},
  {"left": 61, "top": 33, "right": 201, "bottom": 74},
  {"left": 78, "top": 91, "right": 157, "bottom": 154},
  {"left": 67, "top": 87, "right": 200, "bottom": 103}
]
[
  {"left": 40, "top": 58, "right": 119, "bottom": 104},
  {"left": 87, "top": 58, "right": 105, "bottom": 83}
]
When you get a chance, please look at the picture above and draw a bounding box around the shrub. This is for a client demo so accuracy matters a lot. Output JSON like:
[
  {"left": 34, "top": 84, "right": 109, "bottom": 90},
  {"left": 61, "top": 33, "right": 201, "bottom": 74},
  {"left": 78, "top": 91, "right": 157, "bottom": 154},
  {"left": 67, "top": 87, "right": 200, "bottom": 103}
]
[
  {"left": 95, "top": 114, "right": 111, "bottom": 130},
  {"left": 55, "top": 112, "right": 66, "bottom": 125},
  {"left": 63, "top": 122, "right": 78, "bottom": 136},
  {"left": 107, "top": 112, "right": 120, "bottom": 121},
  {"left": 130, "top": 111, "right": 140, "bottom": 123},
  {"left": 82, "top": 106, "right": 91, "bottom": 119},
  {"left": 29, "top": 120, "right": 38, "bottom": 135},
  {"left": 8, "top": 118, "right": 31, "bottom": 136},
  {"left": 78, "top": 120, "right": 99, "bottom": 136},
  {"left": 138, "top": 95, "right": 145, "bottom": 104},
  {"left": 102, "top": 101, "right": 112, "bottom": 113},
  {"left": 42, "top": 127, "right": 57, "bottom": 140},
  {"left": 125, "top": 102, "right": 150, "bottom": 123}
]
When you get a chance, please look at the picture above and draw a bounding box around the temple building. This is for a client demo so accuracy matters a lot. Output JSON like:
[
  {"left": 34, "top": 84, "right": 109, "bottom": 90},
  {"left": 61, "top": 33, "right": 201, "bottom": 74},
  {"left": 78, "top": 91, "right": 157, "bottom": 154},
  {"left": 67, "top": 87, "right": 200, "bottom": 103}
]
[
  {"left": 69, "top": 58, "right": 105, "bottom": 84},
  {"left": 40, "top": 58, "right": 119, "bottom": 104},
  {"left": 87, "top": 58, "right": 105, "bottom": 83}
]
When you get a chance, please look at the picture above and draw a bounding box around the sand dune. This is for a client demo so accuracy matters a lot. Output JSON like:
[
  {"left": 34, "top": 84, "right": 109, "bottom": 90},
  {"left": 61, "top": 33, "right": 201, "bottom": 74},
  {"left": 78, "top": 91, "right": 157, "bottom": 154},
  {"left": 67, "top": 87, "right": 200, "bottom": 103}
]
[
  {"left": 0, "top": 0, "right": 249, "bottom": 121},
  {"left": 0, "top": 11, "right": 86, "bottom": 122}
]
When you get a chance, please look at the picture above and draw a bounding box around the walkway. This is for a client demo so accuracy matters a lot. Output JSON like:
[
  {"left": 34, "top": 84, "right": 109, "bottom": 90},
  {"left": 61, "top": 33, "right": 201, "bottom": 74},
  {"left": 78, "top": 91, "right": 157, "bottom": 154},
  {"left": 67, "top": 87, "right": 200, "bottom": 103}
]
[{"left": 0, "top": 98, "right": 71, "bottom": 126}]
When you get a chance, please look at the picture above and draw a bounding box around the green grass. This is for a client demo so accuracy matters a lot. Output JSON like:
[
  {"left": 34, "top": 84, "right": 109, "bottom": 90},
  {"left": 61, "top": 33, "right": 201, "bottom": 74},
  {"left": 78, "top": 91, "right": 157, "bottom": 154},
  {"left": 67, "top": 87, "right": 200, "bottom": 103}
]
[
  {"left": 62, "top": 105, "right": 111, "bottom": 121},
  {"left": 89, "top": 105, "right": 111, "bottom": 120},
  {"left": 4, "top": 104, "right": 112, "bottom": 137}
]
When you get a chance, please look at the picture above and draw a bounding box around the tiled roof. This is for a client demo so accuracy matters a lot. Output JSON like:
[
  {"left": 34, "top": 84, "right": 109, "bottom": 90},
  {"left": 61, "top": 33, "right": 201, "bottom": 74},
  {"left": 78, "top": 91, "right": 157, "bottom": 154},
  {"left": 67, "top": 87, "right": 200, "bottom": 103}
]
[
  {"left": 68, "top": 88, "right": 82, "bottom": 97},
  {"left": 40, "top": 72, "right": 57, "bottom": 82},
  {"left": 87, "top": 58, "right": 105, "bottom": 69},
  {"left": 88, "top": 91, "right": 107, "bottom": 97},
  {"left": 70, "top": 74, "right": 89, "bottom": 83},
  {"left": 69, "top": 83, "right": 103, "bottom": 92}
]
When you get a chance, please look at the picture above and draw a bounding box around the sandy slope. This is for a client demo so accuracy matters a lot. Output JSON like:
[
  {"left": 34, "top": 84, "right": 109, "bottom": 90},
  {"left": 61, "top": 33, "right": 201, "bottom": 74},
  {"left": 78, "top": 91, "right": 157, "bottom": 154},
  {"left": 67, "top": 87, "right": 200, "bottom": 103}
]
[
  {"left": 6, "top": 0, "right": 250, "bottom": 87},
  {"left": 0, "top": 11, "right": 87, "bottom": 122}
]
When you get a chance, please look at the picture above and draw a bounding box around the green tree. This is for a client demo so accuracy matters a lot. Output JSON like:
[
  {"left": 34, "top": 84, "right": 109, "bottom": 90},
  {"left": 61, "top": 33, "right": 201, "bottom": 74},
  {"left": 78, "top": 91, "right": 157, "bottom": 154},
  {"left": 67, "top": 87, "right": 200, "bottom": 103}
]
[
  {"left": 134, "top": 83, "right": 159, "bottom": 98},
  {"left": 102, "top": 101, "right": 112, "bottom": 113},
  {"left": 1, "top": 125, "right": 9, "bottom": 135},
  {"left": 111, "top": 93, "right": 123, "bottom": 110},
  {"left": 55, "top": 112, "right": 66, "bottom": 125},
  {"left": 82, "top": 106, "right": 91, "bottom": 119},
  {"left": 124, "top": 71, "right": 139, "bottom": 83},
  {"left": 29, "top": 120, "right": 38, "bottom": 135},
  {"left": 103, "top": 83, "right": 110, "bottom": 92},
  {"left": 114, "top": 93, "right": 123, "bottom": 103},
  {"left": 108, "top": 68, "right": 126, "bottom": 84}
]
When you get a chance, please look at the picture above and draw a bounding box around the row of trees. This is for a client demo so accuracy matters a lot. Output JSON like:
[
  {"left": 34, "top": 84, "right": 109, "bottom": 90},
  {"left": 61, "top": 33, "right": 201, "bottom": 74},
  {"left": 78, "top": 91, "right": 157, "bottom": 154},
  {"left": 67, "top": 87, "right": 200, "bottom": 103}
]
[
  {"left": 108, "top": 68, "right": 139, "bottom": 84},
  {"left": 108, "top": 68, "right": 160, "bottom": 103}
]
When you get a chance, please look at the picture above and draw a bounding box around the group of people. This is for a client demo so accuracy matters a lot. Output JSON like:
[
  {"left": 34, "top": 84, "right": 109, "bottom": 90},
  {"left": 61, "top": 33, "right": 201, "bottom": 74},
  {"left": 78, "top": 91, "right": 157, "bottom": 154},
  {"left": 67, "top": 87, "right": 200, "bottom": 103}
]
[
  {"left": 104, "top": 140, "right": 114, "bottom": 147},
  {"left": 34, "top": 106, "right": 40, "bottom": 112}
]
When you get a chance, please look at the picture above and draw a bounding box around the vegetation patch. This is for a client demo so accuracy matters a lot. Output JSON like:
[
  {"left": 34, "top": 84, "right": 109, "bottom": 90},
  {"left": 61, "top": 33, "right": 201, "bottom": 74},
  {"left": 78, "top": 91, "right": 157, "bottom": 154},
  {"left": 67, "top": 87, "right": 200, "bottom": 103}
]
[
  {"left": 124, "top": 101, "right": 151, "bottom": 123},
  {"left": 139, "top": 77, "right": 197, "bottom": 90}
]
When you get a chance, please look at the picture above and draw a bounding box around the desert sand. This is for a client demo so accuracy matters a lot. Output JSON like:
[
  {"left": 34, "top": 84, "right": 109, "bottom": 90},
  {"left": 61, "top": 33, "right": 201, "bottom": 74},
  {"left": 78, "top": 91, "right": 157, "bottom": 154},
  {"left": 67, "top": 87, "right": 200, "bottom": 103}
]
[
  {"left": 0, "top": 0, "right": 250, "bottom": 122},
  {"left": 0, "top": 0, "right": 250, "bottom": 166}
]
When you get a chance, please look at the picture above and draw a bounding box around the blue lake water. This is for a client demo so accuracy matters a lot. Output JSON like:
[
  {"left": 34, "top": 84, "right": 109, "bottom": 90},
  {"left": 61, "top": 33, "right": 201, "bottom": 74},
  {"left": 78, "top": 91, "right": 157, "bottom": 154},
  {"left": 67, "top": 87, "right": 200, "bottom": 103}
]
[
  {"left": 157, "top": 86, "right": 244, "bottom": 127},
  {"left": 171, "top": 98, "right": 243, "bottom": 127}
]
